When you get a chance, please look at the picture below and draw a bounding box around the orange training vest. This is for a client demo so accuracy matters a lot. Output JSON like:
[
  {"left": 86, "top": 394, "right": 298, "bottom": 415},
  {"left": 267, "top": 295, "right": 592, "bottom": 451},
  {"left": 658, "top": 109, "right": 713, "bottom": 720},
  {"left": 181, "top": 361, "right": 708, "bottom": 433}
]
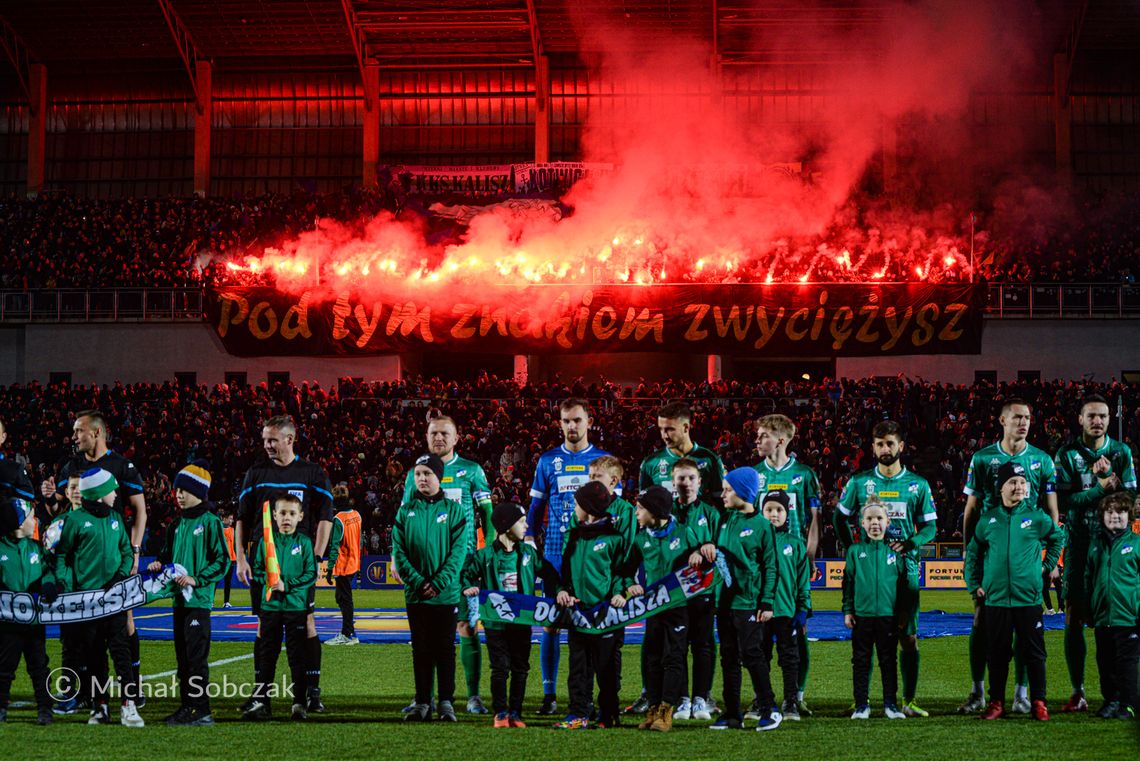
[
  {"left": 223, "top": 526, "right": 237, "bottom": 561},
  {"left": 333, "top": 510, "right": 362, "bottom": 576}
]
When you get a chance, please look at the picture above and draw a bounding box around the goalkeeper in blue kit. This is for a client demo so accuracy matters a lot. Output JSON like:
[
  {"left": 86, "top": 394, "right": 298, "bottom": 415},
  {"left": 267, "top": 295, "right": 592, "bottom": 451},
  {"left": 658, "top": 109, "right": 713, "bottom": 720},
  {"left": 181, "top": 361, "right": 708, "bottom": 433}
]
[{"left": 524, "top": 398, "right": 614, "bottom": 716}]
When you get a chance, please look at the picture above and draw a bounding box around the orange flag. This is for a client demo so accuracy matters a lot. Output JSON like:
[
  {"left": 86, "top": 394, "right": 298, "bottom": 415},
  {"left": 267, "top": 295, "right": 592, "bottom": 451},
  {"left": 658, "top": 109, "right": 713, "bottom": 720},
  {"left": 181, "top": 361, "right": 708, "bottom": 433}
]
[{"left": 262, "top": 500, "right": 280, "bottom": 601}]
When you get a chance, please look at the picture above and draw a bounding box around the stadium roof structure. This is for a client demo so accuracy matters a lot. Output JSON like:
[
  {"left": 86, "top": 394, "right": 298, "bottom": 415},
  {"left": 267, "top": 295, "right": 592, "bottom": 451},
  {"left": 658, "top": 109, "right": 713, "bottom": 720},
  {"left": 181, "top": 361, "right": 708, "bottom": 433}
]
[{"left": 1, "top": 0, "right": 1135, "bottom": 73}]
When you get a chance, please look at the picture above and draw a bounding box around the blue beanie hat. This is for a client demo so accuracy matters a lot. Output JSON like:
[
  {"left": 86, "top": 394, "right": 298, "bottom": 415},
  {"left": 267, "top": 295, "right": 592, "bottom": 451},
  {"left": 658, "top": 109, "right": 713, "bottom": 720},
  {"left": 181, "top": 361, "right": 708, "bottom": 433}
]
[{"left": 725, "top": 467, "right": 761, "bottom": 506}]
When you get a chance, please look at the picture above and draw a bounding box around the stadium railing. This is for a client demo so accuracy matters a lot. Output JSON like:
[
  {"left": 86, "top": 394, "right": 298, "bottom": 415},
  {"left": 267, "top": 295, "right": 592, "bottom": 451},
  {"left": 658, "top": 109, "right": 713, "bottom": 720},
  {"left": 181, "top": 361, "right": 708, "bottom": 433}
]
[
  {"left": 0, "top": 289, "right": 203, "bottom": 322},
  {"left": 986, "top": 282, "right": 1140, "bottom": 318},
  {"left": 1, "top": 284, "right": 1138, "bottom": 322}
]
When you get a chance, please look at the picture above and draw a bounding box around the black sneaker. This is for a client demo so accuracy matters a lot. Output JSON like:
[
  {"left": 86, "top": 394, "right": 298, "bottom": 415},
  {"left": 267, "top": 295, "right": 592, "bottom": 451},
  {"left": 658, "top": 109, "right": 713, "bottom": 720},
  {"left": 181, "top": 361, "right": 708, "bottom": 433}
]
[
  {"left": 709, "top": 716, "right": 744, "bottom": 729},
  {"left": 622, "top": 693, "right": 649, "bottom": 715},
  {"left": 536, "top": 695, "right": 558, "bottom": 716},
  {"left": 164, "top": 706, "right": 194, "bottom": 726},
  {"left": 135, "top": 692, "right": 146, "bottom": 709},
  {"left": 88, "top": 703, "right": 111, "bottom": 725},
  {"left": 306, "top": 688, "right": 325, "bottom": 713},
  {"left": 438, "top": 700, "right": 458, "bottom": 722},
  {"left": 1097, "top": 701, "right": 1120, "bottom": 719},
  {"left": 36, "top": 707, "right": 53, "bottom": 725},
  {"left": 238, "top": 697, "right": 256, "bottom": 713},
  {"left": 186, "top": 708, "right": 215, "bottom": 726},
  {"left": 241, "top": 700, "right": 271, "bottom": 721},
  {"left": 291, "top": 703, "right": 308, "bottom": 721}
]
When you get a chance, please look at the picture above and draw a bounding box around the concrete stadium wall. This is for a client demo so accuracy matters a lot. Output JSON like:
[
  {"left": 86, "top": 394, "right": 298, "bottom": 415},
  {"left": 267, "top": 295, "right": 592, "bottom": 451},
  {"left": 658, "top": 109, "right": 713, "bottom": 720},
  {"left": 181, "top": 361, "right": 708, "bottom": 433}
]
[
  {"left": 2, "top": 324, "right": 399, "bottom": 387},
  {"left": 0, "top": 319, "right": 1137, "bottom": 386},
  {"left": 836, "top": 319, "right": 1140, "bottom": 385}
]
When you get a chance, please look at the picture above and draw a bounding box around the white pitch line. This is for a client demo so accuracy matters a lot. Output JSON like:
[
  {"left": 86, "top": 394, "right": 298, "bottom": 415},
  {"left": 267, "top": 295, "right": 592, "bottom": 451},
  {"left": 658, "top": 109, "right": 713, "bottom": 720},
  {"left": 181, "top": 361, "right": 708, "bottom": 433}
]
[{"left": 142, "top": 653, "right": 254, "bottom": 681}]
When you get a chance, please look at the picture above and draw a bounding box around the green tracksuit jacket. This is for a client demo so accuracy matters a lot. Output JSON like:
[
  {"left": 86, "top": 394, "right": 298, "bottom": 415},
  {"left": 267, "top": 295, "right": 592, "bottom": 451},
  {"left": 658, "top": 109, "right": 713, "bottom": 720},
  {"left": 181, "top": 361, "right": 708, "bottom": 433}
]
[
  {"left": 51, "top": 505, "right": 132, "bottom": 591},
  {"left": 392, "top": 492, "right": 467, "bottom": 606},
  {"left": 568, "top": 494, "right": 638, "bottom": 557},
  {"left": 628, "top": 517, "right": 698, "bottom": 586},
  {"left": 1085, "top": 527, "right": 1140, "bottom": 628},
  {"left": 841, "top": 539, "right": 905, "bottom": 618},
  {"left": 463, "top": 538, "right": 557, "bottom": 631},
  {"left": 0, "top": 536, "right": 44, "bottom": 593},
  {"left": 673, "top": 498, "right": 720, "bottom": 547},
  {"left": 964, "top": 500, "right": 1064, "bottom": 607},
  {"left": 559, "top": 516, "right": 631, "bottom": 609},
  {"left": 772, "top": 528, "right": 812, "bottom": 619},
  {"left": 155, "top": 504, "right": 231, "bottom": 609},
  {"left": 253, "top": 530, "right": 316, "bottom": 612},
  {"left": 715, "top": 508, "right": 777, "bottom": 613}
]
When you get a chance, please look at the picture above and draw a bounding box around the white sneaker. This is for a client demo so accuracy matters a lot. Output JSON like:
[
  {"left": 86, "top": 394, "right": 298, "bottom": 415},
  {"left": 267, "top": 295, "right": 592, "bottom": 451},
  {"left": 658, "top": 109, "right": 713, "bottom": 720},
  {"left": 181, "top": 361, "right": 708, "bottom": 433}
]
[
  {"left": 345, "top": 635, "right": 359, "bottom": 645},
  {"left": 691, "top": 696, "right": 712, "bottom": 721},
  {"left": 1011, "top": 695, "right": 1031, "bottom": 714},
  {"left": 673, "top": 697, "right": 692, "bottom": 720},
  {"left": 884, "top": 704, "right": 906, "bottom": 719},
  {"left": 223, "top": 602, "right": 233, "bottom": 609},
  {"left": 325, "top": 634, "right": 350, "bottom": 645},
  {"left": 120, "top": 701, "right": 145, "bottom": 728},
  {"left": 851, "top": 705, "right": 870, "bottom": 720}
]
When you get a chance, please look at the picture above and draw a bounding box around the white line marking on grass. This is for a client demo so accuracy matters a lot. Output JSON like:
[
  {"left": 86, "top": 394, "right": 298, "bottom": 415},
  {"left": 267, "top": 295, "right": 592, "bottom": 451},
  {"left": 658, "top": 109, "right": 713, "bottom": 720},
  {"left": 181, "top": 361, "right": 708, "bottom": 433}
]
[{"left": 142, "top": 653, "right": 255, "bottom": 681}]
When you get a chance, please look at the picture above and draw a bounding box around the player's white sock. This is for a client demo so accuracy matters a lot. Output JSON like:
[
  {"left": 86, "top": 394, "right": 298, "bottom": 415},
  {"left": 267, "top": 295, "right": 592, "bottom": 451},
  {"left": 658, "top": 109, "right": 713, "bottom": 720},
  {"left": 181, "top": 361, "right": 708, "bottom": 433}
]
[
  {"left": 1014, "top": 684, "right": 1028, "bottom": 702},
  {"left": 796, "top": 691, "right": 804, "bottom": 702},
  {"left": 972, "top": 681, "right": 984, "bottom": 696}
]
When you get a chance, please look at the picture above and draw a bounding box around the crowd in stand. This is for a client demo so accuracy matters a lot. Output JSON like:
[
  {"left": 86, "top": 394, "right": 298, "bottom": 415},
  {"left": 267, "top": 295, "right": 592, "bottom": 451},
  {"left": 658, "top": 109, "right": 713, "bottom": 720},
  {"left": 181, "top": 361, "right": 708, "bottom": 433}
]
[
  {"left": 1, "top": 189, "right": 1138, "bottom": 289},
  {"left": 2, "top": 374, "right": 1136, "bottom": 558}
]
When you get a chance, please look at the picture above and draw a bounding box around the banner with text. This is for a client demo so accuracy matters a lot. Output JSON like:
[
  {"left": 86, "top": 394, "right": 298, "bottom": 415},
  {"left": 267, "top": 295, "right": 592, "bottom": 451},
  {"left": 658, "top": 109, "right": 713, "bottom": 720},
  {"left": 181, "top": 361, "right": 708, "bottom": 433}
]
[
  {"left": 207, "top": 283, "right": 984, "bottom": 356},
  {"left": 478, "top": 563, "right": 718, "bottom": 634},
  {"left": 394, "top": 165, "right": 514, "bottom": 196},
  {"left": 512, "top": 162, "right": 615, "bottom": 194},
  {"left": 0, "top": 564, "right": 190, "bottom": 624}
]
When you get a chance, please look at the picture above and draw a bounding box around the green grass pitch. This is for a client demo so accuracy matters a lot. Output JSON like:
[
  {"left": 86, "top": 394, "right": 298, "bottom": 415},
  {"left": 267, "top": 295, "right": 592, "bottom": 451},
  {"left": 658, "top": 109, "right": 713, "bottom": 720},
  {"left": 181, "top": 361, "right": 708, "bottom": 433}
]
[{"left": 2, "top": 590, "right": 1136, "bottom": 760}]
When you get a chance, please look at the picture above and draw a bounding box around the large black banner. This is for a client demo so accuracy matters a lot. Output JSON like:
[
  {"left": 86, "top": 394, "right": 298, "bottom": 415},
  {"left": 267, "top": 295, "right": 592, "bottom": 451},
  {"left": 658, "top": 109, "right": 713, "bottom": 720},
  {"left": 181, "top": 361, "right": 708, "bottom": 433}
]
[{"left": 206, "top": 283, "right": 984, "bottom": 356}]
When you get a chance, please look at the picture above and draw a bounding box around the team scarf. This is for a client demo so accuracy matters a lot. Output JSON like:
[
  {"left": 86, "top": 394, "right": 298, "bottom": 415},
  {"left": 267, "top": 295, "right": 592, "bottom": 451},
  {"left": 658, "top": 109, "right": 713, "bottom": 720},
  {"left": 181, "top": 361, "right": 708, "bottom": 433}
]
[
  {"left": 477, "top": 562, "right": 720, "bottom": 634},
  {"left": 262, "top": 500, "right": 280, "bottom": 600},
  {"left": 0, "top": 563, "right": 189, "bottom": 624}
]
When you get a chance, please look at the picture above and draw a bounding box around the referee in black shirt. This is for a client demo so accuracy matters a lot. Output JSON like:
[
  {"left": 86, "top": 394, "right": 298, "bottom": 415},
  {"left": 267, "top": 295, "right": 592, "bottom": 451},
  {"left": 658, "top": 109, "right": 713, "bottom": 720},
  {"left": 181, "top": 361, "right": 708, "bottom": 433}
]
[{"left": 234, "top": 415, "right": 334, "bottom": 714}]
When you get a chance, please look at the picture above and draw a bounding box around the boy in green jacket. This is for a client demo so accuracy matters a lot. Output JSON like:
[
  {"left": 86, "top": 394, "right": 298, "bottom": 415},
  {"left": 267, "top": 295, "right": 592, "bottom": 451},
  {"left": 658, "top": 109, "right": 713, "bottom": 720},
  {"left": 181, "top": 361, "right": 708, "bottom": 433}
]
[
  {"left": 393, "top": 453, "right": 467, "bottom": 723},
  {"left": 1084, "top": 491, "right": 1139, "bottom": 719},
  {"left": 46, "top": 468, "right": 140, "bottom": 727},
  {"left": 761, "top": 491, "right": 811, "bottom": 721},
  {"left": 463, "top": 502, "right": 557, "bottom": 728},
  {"left": 691, "top": 467, "right": 780, "bottom": 731},
  {"left": 147, "top": 461, "right": 229, "bottom": 726},
  {"left": 0, "top": 498, "right": 52, "bottom": 725},
  {"left": 245, "top": 493, "right": 317, "bottom": 722},
  {"left": 671, "top": 458, "right": 719, "bottom": 721},
  {"left": 965, "top": 462, "right": 1064, "bottom": 722},
  {"left": 842, "top": 498, "right": 906, "bottom": 720},
  {"left": 43, "top": 472, "right": 83, "bottom": 716},
  {"left": 554, "top": 480, "right": 632, "bottom": 730},
  {"left": 625, "top": 485, "right": 697, "bottom": 732}
]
